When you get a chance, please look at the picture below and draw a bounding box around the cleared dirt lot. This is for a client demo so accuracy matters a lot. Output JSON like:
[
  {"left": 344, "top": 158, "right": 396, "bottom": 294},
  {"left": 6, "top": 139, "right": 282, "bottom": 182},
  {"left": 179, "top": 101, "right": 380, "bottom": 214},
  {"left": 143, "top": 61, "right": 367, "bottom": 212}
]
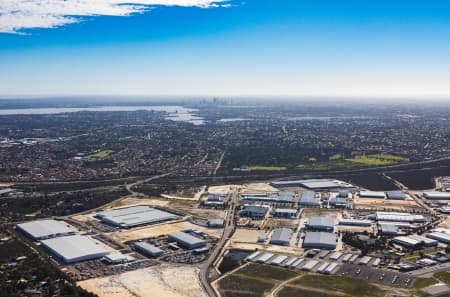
[
  {"left": 231, "top": 229, "right": 264, "bottom": 243},
  {"left": 354, "top": 197, "right": 420, "bottom": 211},
  {"left": 78, "top": 265, "right": 207, "bottom": 297},
  {"left": 111, "top": 221, "right": 222, "bottom": 242}
]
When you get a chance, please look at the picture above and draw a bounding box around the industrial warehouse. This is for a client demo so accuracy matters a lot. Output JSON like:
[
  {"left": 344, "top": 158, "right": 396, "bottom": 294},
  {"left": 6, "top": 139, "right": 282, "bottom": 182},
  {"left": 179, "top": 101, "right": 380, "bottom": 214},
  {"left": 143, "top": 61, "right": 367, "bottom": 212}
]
[
  {"left": 17, "top": 219, "right": 77, "bottom": 240},
  {"left": 9, "top": 175, "right": 450, "bottom": 297},
  {"left": 95, "top": 205, "right": 178, "bottom": 228},
  {"left": 303, "top": 232, "right": 337, "bottom": 249},
  {"left": 41, "top": 235, "right": 110, "bottom": 264}
]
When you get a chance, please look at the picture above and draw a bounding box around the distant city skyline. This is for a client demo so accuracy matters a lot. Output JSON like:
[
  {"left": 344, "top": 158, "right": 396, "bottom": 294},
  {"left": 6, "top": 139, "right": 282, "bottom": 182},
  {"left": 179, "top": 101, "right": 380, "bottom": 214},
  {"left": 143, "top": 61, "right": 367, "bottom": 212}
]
[{"left": 1, "top": 0, "right": 450, "bottom": 98}]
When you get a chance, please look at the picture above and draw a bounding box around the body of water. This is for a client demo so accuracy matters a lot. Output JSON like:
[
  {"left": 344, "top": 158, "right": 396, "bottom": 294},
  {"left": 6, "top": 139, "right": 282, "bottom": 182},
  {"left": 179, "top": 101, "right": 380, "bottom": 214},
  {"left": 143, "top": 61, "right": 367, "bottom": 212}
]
[{"left": 0, "top": 105, "right": 204, "bottom": 125}]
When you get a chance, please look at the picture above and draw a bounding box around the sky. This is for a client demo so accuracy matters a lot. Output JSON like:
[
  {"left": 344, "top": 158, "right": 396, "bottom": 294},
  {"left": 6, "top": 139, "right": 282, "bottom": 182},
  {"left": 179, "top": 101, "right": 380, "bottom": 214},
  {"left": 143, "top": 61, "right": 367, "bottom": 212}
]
[{"left": 1, "top": 0, "right": 450, "bottom": 98}]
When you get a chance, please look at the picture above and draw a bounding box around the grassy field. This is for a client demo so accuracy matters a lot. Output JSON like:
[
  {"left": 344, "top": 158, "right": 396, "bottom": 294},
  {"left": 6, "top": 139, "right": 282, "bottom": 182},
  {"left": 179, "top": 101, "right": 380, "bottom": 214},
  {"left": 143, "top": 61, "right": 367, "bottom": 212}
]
[
  {"left": 248, "top": 166, "right": 288, "bottom": 171},
  {"left": 413, "top": 277, "right": 438, "bottom": 289},
  {"left": 88, "top": 150, "right": 114, "bottom": 159},
  {"left": 298, "top": 153, "right": 409, "bottom": 171},
  {"left": 288, "top": 275, "right": 385, "bottom": 297},
  {"left": 435, "top": 272, "right": 450, "bottom": 284},
  {"left": 217, "top": 264, "right": 299, "bottom": 297},
  {"left": 276, "top": 286, "right": 334, "bottom": 297}
]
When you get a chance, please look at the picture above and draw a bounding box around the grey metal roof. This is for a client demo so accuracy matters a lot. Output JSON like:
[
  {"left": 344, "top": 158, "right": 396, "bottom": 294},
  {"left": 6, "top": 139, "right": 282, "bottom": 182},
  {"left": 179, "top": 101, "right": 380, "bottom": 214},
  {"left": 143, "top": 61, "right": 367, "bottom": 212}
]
[
  {"left": 359, "top": 191, "right": 386, "bottom": 198},
  {"left": 375, "top": 211, "right": 424, "bottom": 223},
  {"left": 134, "top": 242, "right": 163, "bottom": 255},
  {"left": 272, "top": 179, "right": 354, "bottom": 189},
  {"left": 303, "top": 232, "right": 337, "bottom": 246},
  {"left": 17, "top": 219, "right": 77, "bottom": 240},
  {"left": 274, "top": 208, "right": 297, "bottom": 214},
  {"left": 308, "top": 216, "right": 335, "bottom": 228},
  {"left": 41, "top": 235, "right": 109, "bottom": 263},
  {"left": 330, "top": 197, "right": 347, "bottom": 206},
  {"left": 424, "top": 192, "right": 450, "bottom": 200},
  {"left": 208, "top": 219, "right": 224, "bottom": 226},
  {"left": 378, "top": 223, "right": 398, "bottom": 234},
  {"left": 270, "top": 228, "right": 293, "bottom": 244},
  {"left": 299, "top": 191, "right": 320, "bottom": 206},
  {"left": 386, "top": 191, "right": 407, "bottom": 200},
  {"left": 240, "top": 205, "right": 269, "bottom": 216},
  {"left": 168, "top": 231, "right": 205, "bottom": 247},
  {"left": 96, "top": 206, "right": 177, "bottom": 228}
]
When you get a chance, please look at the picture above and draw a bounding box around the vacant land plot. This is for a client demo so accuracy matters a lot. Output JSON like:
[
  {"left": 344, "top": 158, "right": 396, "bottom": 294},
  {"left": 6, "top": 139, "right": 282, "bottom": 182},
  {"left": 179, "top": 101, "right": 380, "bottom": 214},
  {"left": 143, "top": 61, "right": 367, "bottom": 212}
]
[
  {"left": 111, "top": 221, "right": 221, "bottom": 242},
  {"left": 232, "top": 228, "right": 263, "bottom": 243},
  {"left": 217, "top": 263, "right": 299, "bottom": 297},
  {"left": 298, "top": 153, "right": 409, "bottom": 171},
  {"left": 435, "top": 272, "right": 450, "bottom": 285},
  {"left": 413, "top": 277, "right": 438, "bottom": 289},
  {"left": 78, "top": 265, "right": 206, "bottom": 297},
  {"left": 289, "top": 275, "right": 385, "bottom": 297}
]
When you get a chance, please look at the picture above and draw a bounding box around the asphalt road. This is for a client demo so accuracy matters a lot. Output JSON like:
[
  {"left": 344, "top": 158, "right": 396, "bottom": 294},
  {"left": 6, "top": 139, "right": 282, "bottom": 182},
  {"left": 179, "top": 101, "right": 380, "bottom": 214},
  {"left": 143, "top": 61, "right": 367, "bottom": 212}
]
[{"left": 198, "top": 187, "right": 238, "bottom": 297}]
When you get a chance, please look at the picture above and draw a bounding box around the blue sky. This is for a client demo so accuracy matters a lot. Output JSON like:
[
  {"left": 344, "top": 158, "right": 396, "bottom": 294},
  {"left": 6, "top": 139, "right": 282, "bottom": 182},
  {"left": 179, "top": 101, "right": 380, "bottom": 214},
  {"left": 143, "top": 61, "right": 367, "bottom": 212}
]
[{"left": 1, "top": 0, "right": 450, "bottom": 98}]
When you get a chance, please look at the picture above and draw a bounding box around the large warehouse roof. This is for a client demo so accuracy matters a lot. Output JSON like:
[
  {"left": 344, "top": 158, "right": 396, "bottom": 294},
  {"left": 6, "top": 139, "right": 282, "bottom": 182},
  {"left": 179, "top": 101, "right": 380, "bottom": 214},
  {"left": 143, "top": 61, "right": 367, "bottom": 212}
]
[
  {"left": 375, "top": 211, "right": 425, "bottom": 223},
  {"left": 270, "top": 228, "right": 292, "bottom": 245},
  {"left": 308, "top": 216, "right": 335, "bottom": 229},
  {"left": 134, "top": 242, "right": 164, "bottom": 256},
  {"left": 168, "top": 231, "right": 205, "bottom": 248},
  {"left": 423, "top": 192, "right": 450, "bottom": 200},
  {"left": 299, "top": 191, "right": 320, "bottom": 206},
  {"left": 41, "top": 235, "right": 109, "bottom": 263},
  {"left": 386, "top": 191, "right": 407, "bottom": 200},
  {"left": 16, "top": 219, "right": 77, "bottom": 240},
  {"left": 359, "top": 191, "right": 386, "bottom": 199},
  {"left": 303, "top": 232, "right": 337, "bottom": 249},
  {"left": 272, "top": 179, "right": 354, "bottom": 189},
  {"left": 96, "top": 206, "right": 177, "bottom": 228}
]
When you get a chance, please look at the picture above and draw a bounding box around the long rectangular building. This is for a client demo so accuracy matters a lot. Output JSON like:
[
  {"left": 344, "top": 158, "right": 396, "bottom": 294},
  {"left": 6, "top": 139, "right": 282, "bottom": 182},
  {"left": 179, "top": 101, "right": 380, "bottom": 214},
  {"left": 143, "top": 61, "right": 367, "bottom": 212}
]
[
  {"left": 299, "top": 191, "right": 320, "bottom": 207},
  {"left": 168, "top": 231, "right": 206, "bottom": 249},
  {"left": 423, "top": 192, "right": 450, "bottom": 200},
  {"left": 359, "top": 191, "right": 385, "bottom": 199},
  {"left": 96, "top": 206, "right": 177, "bottom": 228},
  {"left": 272, "top": 179, "right": 354, "bottom": 190},
  {"left": 270, "top": 228, "right": 293, "bottom": 246},
  {"left": 41, "top": 235, "right": 109, "bottom": 263},
  {"left": 17, "top": 219, "right": 77, "bottom": 240},
  {"left": 374, "top": 211, "right": 425, "bottom": 223},
  {"left": 339, "top": 219, "right": 372, "bottom": 227},
  {"left": 134, "top": 242, "right": 164, "bottom": 257},
  {"left": 303, "top": 232, "right": 337, "bottom": 250}
]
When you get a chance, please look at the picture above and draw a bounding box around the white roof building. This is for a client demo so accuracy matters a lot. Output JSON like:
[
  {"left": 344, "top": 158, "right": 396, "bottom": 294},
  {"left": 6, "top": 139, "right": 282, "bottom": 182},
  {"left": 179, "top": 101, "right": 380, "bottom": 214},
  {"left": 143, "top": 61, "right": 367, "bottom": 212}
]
[
  {"left": 16, "top": 219, "right": 77, "bottom": 240},
  {"left": 41, "top": 235, "right": 109, "bottom": 263}
]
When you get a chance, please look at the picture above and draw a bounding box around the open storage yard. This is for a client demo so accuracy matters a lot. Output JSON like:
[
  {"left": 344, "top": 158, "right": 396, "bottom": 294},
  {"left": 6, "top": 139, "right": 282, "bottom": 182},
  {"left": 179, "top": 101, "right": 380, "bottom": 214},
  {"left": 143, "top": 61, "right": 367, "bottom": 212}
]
[{"left": 78, "top": 265, "right": 206, "bottom": 297}]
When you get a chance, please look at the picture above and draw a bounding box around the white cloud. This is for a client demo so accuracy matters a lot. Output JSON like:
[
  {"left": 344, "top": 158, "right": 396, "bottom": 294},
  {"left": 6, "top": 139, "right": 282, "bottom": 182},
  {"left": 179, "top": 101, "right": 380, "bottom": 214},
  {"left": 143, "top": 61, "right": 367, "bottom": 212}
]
[{"left": 0, "top": 0, "right": 228, "bottom": 34}]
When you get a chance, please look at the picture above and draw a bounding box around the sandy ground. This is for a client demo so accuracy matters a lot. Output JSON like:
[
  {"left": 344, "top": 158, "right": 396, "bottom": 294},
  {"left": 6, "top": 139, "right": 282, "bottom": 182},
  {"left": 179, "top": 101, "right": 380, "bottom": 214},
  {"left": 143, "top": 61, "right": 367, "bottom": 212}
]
[
  {"left": 229, "top": 242, "right": 305, "bottom": 255},
  {"left": 353, "top": 197, "right": 420, "bottom": 210},
  {"left": 111, "top": 221, "right": 222, "bottom": 242},
  {"left": 78, "top": 265, "right": 207, "bottom": 297},
  {"left": 175, "top": 207, "right": 226, "bottom": 219},
  {"left": 207, "top": 185, "right": 239, "bottom": 193},
  {"left": 301, "top": 208, "right": 341, "bottom": 219},
  {"left": 161, "top": 194, "right": 199, "bottom": 201},
  {"left": 231, "top": 228, "right": 264, "bottom": 243},
  {"left": 241, "top": 183, "right": 279, "bottom": 193},
  {"left": 438, "top": 215, "right": 450, "bottom": 228}
]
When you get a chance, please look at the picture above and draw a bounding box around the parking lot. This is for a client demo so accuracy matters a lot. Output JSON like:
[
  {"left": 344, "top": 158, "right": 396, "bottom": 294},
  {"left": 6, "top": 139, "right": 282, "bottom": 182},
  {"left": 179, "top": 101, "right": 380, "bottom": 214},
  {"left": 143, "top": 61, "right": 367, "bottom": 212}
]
[{"left": 337, "top": 263, "right": 414, "bottom": 288}]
